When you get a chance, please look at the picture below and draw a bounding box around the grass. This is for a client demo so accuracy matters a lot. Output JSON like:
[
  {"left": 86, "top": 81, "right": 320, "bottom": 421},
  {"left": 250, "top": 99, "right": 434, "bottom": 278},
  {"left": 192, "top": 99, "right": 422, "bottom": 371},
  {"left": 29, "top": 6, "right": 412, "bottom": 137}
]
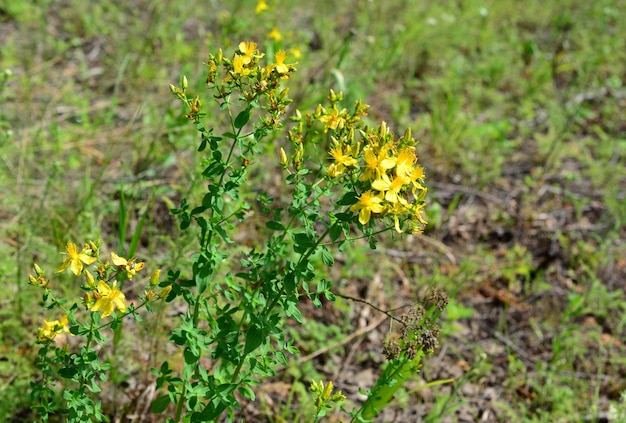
[{"left": 1, "top": 0, "right": 625, "bottom": 421}]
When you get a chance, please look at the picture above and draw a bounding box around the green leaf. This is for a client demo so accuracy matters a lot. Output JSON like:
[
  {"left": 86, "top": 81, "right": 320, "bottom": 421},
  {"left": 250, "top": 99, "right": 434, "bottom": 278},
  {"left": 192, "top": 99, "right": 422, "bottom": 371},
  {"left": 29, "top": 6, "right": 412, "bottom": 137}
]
[
  {"left": 243, "top": 322, "right": 268, "bottom": 355},
  {"left": 337, "top": 191, "right": 358, "bottom": 206},
  {"left": 329, "top": 223, "right": 343, "bottom": 241},
  {"left": 320, "top": 246, "right": 334, "bottom": 266},
  {"left": 208, "top": 136, "right": 221, "bottom": 150},
  {"left": 183, "top": 347, "right": 198, "bottom": 365},
  {"left": 58, "top": 367, "right": 78, "bottom": 379},
  {"left": 238, "top": 385, "right": 256, "bottom": 401},
  {"left": 202, "top": 161, "right": 224, "bottom": 177},
  {"left": 266, "top": 220, "right": 285, "bottom": 231},
  {"left": 214, "top": 223, "right": 232, "bottom": 243},
  {"left": 198, "top": 138, "right": 207, "bottom": 152},
  {"left": 190, "top": 205, "right": 207, "bottom": 216},
  {"left": 234, "top": 109, "right": 251, "bottom": 129},
  {"left": 335, "top": 212, "right": 354, "bottom": 222},
  {"left": 150, "top": 394, "right": 171, "bottom": 413},
  {"left": 292, "top": 232, "right": 315, "bottom": 254}
]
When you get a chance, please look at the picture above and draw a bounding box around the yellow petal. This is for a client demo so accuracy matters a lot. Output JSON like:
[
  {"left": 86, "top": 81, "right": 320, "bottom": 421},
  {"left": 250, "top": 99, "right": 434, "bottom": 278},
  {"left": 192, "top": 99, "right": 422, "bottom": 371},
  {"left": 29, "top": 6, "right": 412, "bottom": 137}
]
[
  {"left": 97, "top": 280, "right": 112, "bottom": 296},
  {"left": 111, "top": 252, "right": 127, "bottom": 266},
  {"left": 70, "top": 259, "right": 83, "bottom": 276},
  {"left": 91, "top": 298, "right": 113, "bottom": 317}
]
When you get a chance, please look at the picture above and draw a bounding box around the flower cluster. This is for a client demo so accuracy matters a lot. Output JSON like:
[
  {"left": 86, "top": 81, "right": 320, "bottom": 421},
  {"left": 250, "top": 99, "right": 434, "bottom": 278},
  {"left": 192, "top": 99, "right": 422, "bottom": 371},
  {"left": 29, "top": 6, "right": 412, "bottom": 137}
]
[
  {"left": 286, "top": 90, "right": 428, "bottom": 233},
  {"left": 30, "top": 241, "right": 169, "bottom": 332},
  {"left": 170, "top": 41, "right": 296, "bottom": 132}
]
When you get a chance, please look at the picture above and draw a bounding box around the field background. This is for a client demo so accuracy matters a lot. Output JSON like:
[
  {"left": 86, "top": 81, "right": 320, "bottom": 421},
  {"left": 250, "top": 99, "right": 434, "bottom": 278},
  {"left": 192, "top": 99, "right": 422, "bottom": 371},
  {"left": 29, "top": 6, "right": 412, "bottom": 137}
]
[{"left": 1, "top": 0, "right": 625, "bottom": 421}]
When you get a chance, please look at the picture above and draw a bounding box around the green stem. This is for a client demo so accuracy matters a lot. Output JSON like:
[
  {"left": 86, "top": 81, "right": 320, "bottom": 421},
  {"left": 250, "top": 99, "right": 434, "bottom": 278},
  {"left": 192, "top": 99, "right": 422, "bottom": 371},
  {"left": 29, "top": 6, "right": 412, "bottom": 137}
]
[
  {"left": 174, "top": 384, "right": 187, "bottom": 422},
  {"left": 297, "top": 225, "right": 331, "bottom": 268},
  {"left": 85, "top": 312, "right": 96, "bottom": 350},
  {"left": 173, "top": 292, "right": 203, "bottom": 422}
]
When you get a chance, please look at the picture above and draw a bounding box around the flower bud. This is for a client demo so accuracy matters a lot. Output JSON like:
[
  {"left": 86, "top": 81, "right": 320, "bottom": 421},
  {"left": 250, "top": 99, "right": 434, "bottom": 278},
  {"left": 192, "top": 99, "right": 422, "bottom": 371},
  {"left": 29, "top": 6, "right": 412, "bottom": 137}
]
[
  {"left": 322, "top": 380, "right": 333, "bottom": 400},
  {"left": 83, "top": 292, "right": 93, "bottom": 308},
  {"left": 89, "top": 240, "right": 99, "bottom": 252},
  {"left": 169, "top": 84, "right": 178, "bottom": 94},
  {"left": 329, "top": 88, "right": 337, "bottom": 102},
  {"left": 379, "top": 121, "right": 388, "bottom": 137},
  {"left": 34, "top": 263, "right": 44, "bottom": 276},
  {"left": 279, "top": 148, "right": 288, "bottom": 166},
  {"left": 85, "top": 270, "right": 96, "bottom": 288},
  {"left": 150, "top": 269, "right": 161, "bottom": 286},
  {"left": 403, "top": 126, "right": 412, "bottom": 142},
  {"left": 181, "top": 75, "right": 188, "bottom": 90},
  {"left": 158, "top": 285, "right": 172, "bottom": 299}
]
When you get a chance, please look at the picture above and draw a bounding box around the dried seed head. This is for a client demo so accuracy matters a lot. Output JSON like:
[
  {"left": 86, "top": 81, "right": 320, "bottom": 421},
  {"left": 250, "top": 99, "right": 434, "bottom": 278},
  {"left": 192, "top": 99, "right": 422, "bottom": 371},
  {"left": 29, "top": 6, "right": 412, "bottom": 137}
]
[
  {"left": 426, "top": 287, "right": 449, "bottom": 311},
  {"left": 383, "top": 338, "right": 401, "bottom": 360}
]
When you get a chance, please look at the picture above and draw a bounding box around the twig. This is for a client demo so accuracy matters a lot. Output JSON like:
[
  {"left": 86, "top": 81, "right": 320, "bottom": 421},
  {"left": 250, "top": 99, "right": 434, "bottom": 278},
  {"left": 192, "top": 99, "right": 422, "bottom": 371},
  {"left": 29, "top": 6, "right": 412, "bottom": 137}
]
[{"left": 333, "top": 291, "right": 407, "bottom": 324}]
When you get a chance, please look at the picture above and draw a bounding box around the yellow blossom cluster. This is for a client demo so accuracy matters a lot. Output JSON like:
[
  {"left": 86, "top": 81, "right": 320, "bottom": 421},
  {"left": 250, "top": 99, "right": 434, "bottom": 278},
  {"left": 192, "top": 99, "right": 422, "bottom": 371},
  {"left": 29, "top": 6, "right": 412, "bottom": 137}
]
[
  {"left": 346, "top": 123, "right": 427, "bottom": 233},
  {"left": 170, "top": 42, "right": 297, "bottom": 132},
  {"left": 286, "top": 91, "right": 428, "bottom": 233},
  {"left": 31, "top": 241, "right": 168, "bottom": 323}
]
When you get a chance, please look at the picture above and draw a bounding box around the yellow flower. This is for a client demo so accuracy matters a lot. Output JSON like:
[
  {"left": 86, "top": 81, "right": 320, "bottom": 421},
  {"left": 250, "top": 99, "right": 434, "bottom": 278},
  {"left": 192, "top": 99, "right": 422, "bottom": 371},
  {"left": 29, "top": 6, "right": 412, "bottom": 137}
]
[
  {"left": 37, "top": 315, "right": 70, "bottom": 341},
  {"left": 90, "top": 280, "right": 126, "bottom": 317},
  {"left": 395, "top": 147, "right": 417, "bottom": 179},
  {"left": 232, "top": 55, "right": 251, "bottom": 76},
  {"left": 56, "top": 242, "right": 96, "bottom": 275},
  {"left": 272, "top": 50, "right": 296, "bottom": 75},
  {"left": 385, "top": 202, "right": 410, "bottom": 233},
  {"left": 318, "top": 107, "right": 346, "bottom": 132},
  {"left": 350, "top": 191, "right": 384, "bottom": 225},
  {"left": 289, "top": 47, "right": 302, "bottom": 59},
  {"left": 328, "top": 143, "right": 358, "bottom": 177},
  {"left": 111, "top": 252, "right": 145, "bottom": 280},
  {"left": 268, "top": 27, "right": 282, "bottom": 41},
  {"left": 371, "top": 174, "right": 409, "bottom": 204},
  {"left": 255, "top": 0, "right": 269, "bottom": 14},
  {"left": 407, "top": 165, "right": 426, "bottom": 194},
  {"left": 360, "top": 145, "right": 396, "bottom": 181},
  {"left": 408, "top": 202, "right": 428, "bottom": 226},
  {"left": 238, "top": 41, "right": 263, "bottom": 64},
  {"left": 330, "top": 145, "right": 358, "bottom": 167}
]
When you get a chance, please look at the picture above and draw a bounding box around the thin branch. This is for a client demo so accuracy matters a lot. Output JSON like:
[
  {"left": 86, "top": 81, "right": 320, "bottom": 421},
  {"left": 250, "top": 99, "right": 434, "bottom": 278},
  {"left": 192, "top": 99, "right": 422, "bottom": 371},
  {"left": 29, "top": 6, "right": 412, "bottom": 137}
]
[{"left": 333, "top": 291, "right": 408, "bottom": 324}]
